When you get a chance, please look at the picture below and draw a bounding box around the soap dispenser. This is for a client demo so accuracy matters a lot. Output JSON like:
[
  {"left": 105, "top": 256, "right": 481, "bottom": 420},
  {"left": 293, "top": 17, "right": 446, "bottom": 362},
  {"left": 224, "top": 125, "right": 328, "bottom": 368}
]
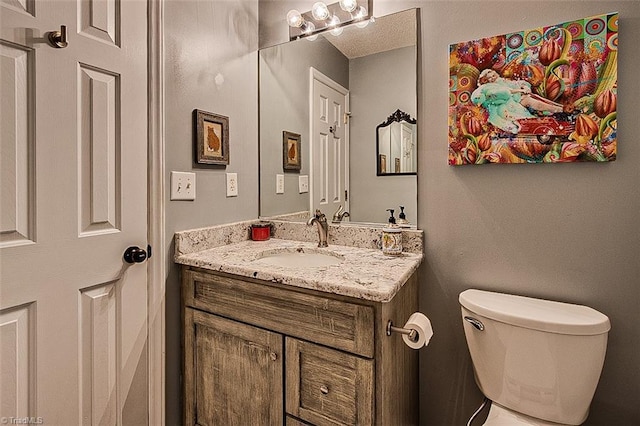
[
  {"left": 382, "top": 209, "right": 402, "bottom": 256},
  {"left": 397, "top": 206, "right": 409, "bottom": 227}
]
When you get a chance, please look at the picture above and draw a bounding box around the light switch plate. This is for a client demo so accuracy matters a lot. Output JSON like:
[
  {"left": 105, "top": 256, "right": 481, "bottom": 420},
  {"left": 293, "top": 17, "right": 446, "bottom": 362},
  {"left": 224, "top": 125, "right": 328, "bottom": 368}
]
[
  {"left": 170, "top": 171, "right": 196, "bottom": 200},
  {"left": 226, "top": 173, "right": 238, "bottom": 197},
  {"left": 276, "top": 174, "right": 284, "bottom": 194},
  {"left": 298, "top": 175, "right": 309, "bottom": 193}
]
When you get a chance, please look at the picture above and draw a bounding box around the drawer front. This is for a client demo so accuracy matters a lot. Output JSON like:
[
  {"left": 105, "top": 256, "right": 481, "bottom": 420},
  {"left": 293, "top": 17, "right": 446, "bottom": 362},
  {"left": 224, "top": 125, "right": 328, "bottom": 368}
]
[
  {"left": 183, "top": 270, "right": 374, "bottom": 358},
  {"left": 286, "top": 338, "right": 374, "bottom": 426},
  {"left": 286, "top": 416, "right": 312, "bottom": 426}
]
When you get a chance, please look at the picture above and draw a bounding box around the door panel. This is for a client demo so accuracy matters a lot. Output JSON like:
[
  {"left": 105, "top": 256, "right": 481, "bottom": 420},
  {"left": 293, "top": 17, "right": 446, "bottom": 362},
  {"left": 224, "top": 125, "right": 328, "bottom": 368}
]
[
  {"left": 0, "top": 303, "right": 36, "bottom": 418},
  {"left": 79, "top": 0, "right": 118, "bottom": 45},
  {"left": 78, "top": 64, "right": 120, "bottom": 235},
  {"left": 311, "top": 70, "right": 349, "bottom": 215},
  {"left": 80, "top": 283, "right": 117, "bottom": 426},
  {"left": 0, "top": 0, "right": 148, "bottom": 424},
  {"left": 0, "top": 41, "right": 34, "bottom": 247}
]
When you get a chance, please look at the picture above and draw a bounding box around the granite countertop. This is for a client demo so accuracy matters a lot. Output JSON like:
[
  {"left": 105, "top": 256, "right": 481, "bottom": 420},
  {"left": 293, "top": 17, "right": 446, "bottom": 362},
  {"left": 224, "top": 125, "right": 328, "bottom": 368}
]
[{"left": 175, "top": 238, "right": 423, "bottom": 303}]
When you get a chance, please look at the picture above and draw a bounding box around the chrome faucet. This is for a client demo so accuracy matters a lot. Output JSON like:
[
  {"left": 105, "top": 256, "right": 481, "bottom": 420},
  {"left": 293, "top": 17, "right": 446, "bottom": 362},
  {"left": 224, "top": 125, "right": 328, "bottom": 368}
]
[
  {"left": 307, "top": 209, "right": 329, "bottom": 247},
  {"left": 331, "top": 205, "right": 350, "bottom": 223}
]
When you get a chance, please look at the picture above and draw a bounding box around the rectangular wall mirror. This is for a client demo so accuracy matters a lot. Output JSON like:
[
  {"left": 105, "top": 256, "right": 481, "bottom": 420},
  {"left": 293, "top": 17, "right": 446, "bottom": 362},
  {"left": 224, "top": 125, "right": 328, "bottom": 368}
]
[{"left": 259, "top": 8, "right": 418, "bottom": 225}]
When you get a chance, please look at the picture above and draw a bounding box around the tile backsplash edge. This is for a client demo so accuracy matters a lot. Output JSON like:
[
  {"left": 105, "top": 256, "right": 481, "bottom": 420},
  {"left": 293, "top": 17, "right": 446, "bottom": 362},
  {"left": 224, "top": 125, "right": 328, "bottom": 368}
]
[
  {"left": 175, "top": 219, "right": 424, "bottom": 258},
  {"left": 174, "top": 220, "right": 254, "bottom": 257}
]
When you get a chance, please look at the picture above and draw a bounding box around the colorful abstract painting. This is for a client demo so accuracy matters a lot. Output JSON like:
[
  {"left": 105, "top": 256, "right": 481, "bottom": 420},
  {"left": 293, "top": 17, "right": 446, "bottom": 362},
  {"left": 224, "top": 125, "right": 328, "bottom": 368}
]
[{"left": 448, "top": 13, "right": 618, "bottom": 165}]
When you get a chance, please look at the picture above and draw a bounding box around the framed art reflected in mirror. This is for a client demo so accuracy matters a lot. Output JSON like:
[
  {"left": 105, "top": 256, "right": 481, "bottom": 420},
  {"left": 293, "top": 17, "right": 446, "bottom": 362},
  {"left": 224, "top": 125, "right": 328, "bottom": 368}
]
[{"left": 283, "top": 131, "right": 301, "bottom": 171}]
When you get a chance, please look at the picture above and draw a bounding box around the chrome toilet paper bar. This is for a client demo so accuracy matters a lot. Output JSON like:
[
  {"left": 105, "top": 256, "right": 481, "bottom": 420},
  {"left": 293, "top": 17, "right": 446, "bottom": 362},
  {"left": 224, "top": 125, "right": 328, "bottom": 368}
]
[{"left": 386, "top": 320, "right": 419, "bottom": 343}]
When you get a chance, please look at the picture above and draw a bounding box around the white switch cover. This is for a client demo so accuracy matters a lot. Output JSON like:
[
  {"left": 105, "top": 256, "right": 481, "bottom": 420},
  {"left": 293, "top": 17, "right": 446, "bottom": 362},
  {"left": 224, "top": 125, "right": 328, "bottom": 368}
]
[
  {"left": 226, "top": 173, "right": 238, "bottom": 197},
  {"left": 170, "top": 171, "right": 196, "bottom": 200},
  {"left": 276, "top": 174, "right": 284, "bottom": 194},
  {"left": 298, "top": 175, "right": 309, "bottom": 193}
]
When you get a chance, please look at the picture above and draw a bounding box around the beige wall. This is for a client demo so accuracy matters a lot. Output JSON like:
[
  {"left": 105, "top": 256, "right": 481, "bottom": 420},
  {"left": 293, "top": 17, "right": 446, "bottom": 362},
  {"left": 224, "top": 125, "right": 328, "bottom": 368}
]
[
  {"left": 261, "top": 1, "right": 640, "bottom": 424},
  {"left": 405, "top": 1, "right": 638, "bottom": 424},
  {"left": 163, "top": 1, "right": 258, "bottom": 424},
  {"left": 349, "top": 45, "right": 418, "bottom": 224},
  {"left": 165, "top": 0, "right": 640, "bottom": 424}
]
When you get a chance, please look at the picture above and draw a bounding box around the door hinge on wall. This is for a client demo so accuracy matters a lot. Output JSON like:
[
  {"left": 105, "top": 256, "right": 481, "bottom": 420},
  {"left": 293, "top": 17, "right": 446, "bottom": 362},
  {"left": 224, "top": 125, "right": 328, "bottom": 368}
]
[
  {"left": 345, "top": 190, "right": 348, "bottom": 201},
  {"left": 344, "top": 112, "right": 351, "bottom": 124}
]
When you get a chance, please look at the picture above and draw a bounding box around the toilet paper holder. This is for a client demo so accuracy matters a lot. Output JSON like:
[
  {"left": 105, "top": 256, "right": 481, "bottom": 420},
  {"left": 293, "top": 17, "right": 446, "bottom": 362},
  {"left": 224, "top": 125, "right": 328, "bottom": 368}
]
[{"left": 386, "top": 320, "right": 419, "bottom": 343}]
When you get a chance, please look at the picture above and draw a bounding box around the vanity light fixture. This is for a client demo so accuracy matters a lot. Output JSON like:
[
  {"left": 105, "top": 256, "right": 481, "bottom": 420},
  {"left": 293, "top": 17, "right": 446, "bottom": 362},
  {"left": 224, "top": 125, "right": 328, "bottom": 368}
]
[{"left": 286, "top": 0, "right": 373, "bottom": 41}]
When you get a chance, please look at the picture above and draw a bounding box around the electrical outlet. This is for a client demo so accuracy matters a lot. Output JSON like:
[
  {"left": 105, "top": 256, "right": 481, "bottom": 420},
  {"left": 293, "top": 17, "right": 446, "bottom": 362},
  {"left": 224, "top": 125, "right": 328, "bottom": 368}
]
[
  {"left": 298, "top": 175, "right": 309, "bottom": 193},
  {"left": 226, "top": 173, "right": 238, "bottom": 197},
  {"left": 276, "top": 174, "right": 284, "bottom": 194},
  {"left": 170, "top": 171, "right": 196, "bottom": 200}
]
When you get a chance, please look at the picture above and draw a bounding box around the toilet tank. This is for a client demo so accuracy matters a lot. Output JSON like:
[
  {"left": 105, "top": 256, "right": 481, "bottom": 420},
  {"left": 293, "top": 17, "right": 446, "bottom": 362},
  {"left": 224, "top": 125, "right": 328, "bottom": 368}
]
[{"left": 459, "top": 289, "right": 610, "bottom": 425}]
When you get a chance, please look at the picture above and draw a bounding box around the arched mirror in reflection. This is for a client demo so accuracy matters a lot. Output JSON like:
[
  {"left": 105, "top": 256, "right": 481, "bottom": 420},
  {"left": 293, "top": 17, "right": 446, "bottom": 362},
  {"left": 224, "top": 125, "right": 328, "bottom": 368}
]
[
  {"left": 259, "top": 8, "right": 418, "bottom": 225},
  {"left": 376, "top": 109, "right": 417, "bottom": 175}
]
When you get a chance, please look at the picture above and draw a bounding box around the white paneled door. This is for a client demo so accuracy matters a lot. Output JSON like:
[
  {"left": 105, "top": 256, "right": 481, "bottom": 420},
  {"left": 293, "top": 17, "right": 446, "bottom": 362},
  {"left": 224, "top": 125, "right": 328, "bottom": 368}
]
[
  {"left": 1, "top": 0, "right": 149, "bottom": 424},
  {"left": 310, "top": 69, "right": 349, "bottom": 216}
]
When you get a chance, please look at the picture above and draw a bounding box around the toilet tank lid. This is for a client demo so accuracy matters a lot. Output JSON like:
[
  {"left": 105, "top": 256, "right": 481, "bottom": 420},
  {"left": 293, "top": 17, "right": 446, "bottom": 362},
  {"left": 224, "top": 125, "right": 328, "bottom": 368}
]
[{"left": 459, "top": 289, "right": 611, "bottom": 335}]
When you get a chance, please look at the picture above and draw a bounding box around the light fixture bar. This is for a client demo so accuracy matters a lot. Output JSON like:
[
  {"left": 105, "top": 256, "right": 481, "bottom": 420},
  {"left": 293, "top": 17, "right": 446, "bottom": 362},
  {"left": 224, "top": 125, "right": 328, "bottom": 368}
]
[{"left": 288, "top": 0, "right": 373, "bottom": 41}]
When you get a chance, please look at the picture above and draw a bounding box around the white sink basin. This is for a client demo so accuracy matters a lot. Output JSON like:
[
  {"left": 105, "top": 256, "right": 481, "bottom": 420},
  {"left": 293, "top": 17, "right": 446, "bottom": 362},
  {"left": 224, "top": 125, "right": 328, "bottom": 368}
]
[{"left": 253, "top": 249, "right": 343, "bottom": 268}]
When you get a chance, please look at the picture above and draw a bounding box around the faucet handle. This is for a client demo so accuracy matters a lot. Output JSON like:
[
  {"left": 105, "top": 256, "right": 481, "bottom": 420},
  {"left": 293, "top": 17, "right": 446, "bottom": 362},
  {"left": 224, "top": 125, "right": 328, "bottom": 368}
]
[{"left": 332, "top": 205, "right": 343, "bottom": 221}]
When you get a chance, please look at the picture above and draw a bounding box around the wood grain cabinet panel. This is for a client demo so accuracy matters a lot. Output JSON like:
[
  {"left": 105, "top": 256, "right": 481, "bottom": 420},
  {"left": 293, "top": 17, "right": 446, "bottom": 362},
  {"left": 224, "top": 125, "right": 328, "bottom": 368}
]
[
  {"left": 184, "top": 308, "right": 283, "bottom": 425},
  {"left": 286, "top": 338, "right": 373, "bottom": 426},
  {"left": 185, "top": 270, "right": 374, "bottom": 357},
  {"left": 182, "top": 267, "right": 419, "bottom": 426}
]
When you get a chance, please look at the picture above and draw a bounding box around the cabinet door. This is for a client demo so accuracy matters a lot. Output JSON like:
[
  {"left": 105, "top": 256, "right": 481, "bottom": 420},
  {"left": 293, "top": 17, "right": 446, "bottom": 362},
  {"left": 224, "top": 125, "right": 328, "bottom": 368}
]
[
  {"left": 184, "top": 308, "right": 283, "bottom": 425},
  {"left": 286, "top": 338, "right": 374, "bottom": 425}
]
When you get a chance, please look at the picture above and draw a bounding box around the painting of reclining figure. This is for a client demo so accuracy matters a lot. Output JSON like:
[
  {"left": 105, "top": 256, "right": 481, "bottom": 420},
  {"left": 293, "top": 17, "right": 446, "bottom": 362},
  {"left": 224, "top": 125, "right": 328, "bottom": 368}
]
[{"left": 448, "top": 12, "right": 618, "bottom": 165}]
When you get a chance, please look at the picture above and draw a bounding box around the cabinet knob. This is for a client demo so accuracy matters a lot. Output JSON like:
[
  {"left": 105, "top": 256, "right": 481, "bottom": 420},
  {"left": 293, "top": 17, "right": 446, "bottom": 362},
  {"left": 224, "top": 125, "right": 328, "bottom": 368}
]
[
  {"left": 320, "top": 385, "right": 329, "bottom": 395},
  {"left": 269, "top": 352, "right": 278, "bottom": 361}
]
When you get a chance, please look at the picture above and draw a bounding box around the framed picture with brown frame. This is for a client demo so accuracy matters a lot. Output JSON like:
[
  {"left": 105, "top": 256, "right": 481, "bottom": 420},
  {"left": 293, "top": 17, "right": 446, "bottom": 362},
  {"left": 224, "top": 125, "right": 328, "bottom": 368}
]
[
  {"left": 283, "top": 131, "right": 301, "bottom": 171},
  {"left": 194, "top": 109, "right": 229, "bottom": 165}
]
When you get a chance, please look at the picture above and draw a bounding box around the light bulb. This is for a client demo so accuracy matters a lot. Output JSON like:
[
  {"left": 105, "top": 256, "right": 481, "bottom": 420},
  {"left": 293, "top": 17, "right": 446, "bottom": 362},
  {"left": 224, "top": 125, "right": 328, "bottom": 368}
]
[
  {"left": 311, "top": 2, "right": 330, "bottom": 21},
  {"left": 306, "top": 34, "right": 318, "bottom": 42},
  {"left": 301, "top": 21, "right": 316, "bottom": 35},
  {"left": 328, "top": 15, "right": 341, "bottom": 28},
  {"left": 286, "top": 9, "right": 304, "bottom": 28},
  {"left": 339, "top": 0, "right": 358, "bottom": 13},
  {"left": 353, "top": 5, "right": 367, "bottom": 20},
  {"left": 330, "top": 26, "right": 343, "bottom": 36}
]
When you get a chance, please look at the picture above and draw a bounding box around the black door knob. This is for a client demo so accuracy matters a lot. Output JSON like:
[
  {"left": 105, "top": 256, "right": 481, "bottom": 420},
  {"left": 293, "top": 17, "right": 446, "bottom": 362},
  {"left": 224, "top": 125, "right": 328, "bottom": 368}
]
[{"left": 123, "top": 246, "right": 147, "bottom": 264}]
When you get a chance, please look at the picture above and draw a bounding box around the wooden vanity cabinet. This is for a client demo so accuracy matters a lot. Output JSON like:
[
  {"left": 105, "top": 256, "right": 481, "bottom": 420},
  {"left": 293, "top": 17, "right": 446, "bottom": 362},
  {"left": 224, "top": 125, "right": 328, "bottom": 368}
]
[{"left": 182, "top": 266, "right": 418, "bottom": 426}]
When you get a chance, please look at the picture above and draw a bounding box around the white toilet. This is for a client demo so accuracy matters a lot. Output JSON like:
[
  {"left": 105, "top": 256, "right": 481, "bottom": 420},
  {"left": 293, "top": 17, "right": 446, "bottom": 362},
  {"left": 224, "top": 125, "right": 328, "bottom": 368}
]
[{"left": 459, "top": 289, "right": 610, "bottom": 425}]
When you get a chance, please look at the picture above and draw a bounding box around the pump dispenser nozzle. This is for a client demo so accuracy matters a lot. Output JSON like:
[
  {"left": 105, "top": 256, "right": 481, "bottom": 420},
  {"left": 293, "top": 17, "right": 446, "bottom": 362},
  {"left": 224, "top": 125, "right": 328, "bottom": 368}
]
[{"left": 386, "top": 209, "right": 396, "bottom": 225}]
